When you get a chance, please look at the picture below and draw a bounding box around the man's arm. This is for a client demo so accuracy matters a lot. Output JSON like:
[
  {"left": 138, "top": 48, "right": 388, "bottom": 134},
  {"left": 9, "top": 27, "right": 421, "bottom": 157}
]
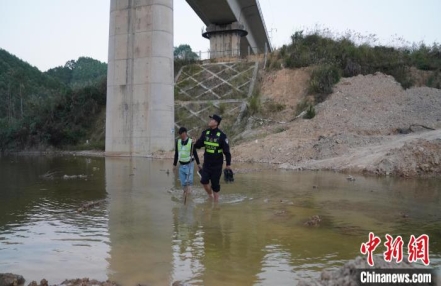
[
  {"left": 193, "top": 131, "right": 205, "bottom": 149},
  {"left": 173, "top": 140, "right": 178, "bottom": 166},
  {"left": 222, "top": 134, "right": 231, "bottom": 167},
  {"left": 192, "top": 142, "right": 201, "bottom": 167}
]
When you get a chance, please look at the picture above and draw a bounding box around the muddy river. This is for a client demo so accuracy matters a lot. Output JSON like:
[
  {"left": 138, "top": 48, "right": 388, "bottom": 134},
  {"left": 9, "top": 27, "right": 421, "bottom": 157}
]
[{"left": 0, "top": 155, "right": 440, "bottom": 285}]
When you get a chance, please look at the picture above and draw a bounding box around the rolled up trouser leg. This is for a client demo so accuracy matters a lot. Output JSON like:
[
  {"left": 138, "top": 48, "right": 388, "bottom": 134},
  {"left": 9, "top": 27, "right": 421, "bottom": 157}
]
[{"left": 179, "top": 163, "right": 194, "bottom": 187}]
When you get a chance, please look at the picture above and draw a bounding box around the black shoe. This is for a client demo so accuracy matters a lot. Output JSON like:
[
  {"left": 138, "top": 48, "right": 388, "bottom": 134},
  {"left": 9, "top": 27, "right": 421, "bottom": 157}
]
[
  {"left": 223, "top": 169, "right": 229, "bottom": 182},
  {"left": 223, "top": 169, "right": 234, "bottom": 182}
]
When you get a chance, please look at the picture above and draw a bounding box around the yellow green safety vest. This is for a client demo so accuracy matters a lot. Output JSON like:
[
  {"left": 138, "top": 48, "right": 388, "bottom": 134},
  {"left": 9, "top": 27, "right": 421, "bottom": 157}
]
[
  {"left": 178, "top": 138, "right": 192, "bottom": 162},
  {"left": 204, "top": 130, "right": 223, "bottom": 154}
]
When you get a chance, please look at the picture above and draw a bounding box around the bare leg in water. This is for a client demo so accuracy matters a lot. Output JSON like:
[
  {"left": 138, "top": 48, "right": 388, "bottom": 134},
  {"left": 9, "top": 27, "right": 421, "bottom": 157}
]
[
  {"left": 203, "top": 184, "right": 217, "bottom": 201},
  {"left": 184, "top": 164, "right": 192, "bottom": 199}
]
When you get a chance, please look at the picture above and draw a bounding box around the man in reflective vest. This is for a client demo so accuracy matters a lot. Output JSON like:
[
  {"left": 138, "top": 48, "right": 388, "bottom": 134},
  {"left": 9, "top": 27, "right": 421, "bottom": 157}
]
[
  {"left": 194, "top": 114, "right": 232, "bottom": 202},
  {"left": 173, "top": 127, "right": 201, "bottom": 196}
]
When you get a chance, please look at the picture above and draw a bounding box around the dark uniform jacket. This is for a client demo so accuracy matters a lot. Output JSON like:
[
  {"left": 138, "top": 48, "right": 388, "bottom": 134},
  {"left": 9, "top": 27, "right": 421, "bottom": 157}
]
[{"left": 194, "top": 127, "right": 231, "bottom": 167}]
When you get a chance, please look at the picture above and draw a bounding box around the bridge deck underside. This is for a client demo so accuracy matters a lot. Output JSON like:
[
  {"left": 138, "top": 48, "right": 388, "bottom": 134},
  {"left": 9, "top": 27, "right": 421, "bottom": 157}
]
[{"left": 186, "top": 0, "right": 271, "bottom": 54}]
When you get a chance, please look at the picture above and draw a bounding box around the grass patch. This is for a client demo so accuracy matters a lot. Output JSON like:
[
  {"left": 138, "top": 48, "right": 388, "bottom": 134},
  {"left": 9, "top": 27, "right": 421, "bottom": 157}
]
[
  {"left": 248, "top": 89, "right": 261, "bottom": 115},
  {"left": 69, "top": 140, "right": 105, "bottom": 151},
  {"left": 274, "top": 126, "right": 288, "bottom": 133},
  {"left": 176, "top": 78, "right": 197, "bottom": 91},
  {"left": 266, "top": 101, "right": 286, "bottom": 112},
  {"left": 304, "top": 105, "right": 316, "bottom": 119},
  {"left": 182, "top": 63, "right": 202, "bottom": 75}
]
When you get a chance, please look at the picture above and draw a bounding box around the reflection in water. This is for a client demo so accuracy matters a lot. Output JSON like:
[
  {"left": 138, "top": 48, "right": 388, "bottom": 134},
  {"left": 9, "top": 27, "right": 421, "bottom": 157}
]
[
  {"left": 105, "top": 157, "right": 174, "bottom": 285},
  {"left": 257, "top": 244, "right": 296, "bottom": 285},
  {"left": 0, "top": 155, "right": 109, "bottom": 283},
  {"left": 172, "top": 200, "right": 205, "bottom": 284},
  {"left": 0, "top": 156, "right": 440, "bottom": 285}
]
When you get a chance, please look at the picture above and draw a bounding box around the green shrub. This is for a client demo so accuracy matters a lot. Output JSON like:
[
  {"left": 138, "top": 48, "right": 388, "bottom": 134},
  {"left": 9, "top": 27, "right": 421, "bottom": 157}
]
[
  {"left": 269, "top": 58, "right": 282, "bottom": 70},
  {"left": 309, "top": 64, "right": 341, "bottom": 99},
  {"left": 279, "top": 45, "right": 288, "bottom": 58},
  {"left": 1, "top": 78, "right": 107, "bottom": 150},
  {"left": 304, "top": 105, "right": 316, "bottom": 119},
  {"left": 248, "top": 90, "right": 261, "bottom": 115},
  {"left": 427, "top": 75, "right": 435, "bottom": 87},
  {"left": 285, "top": 49, "right": 313, "bottom": 68},
  {"left": 295, "top": 98, "right": 312, "bottom": 116},
  {"left": 279, "top": 29, "right": 441, "bottom": 89},
  {"left": 265, "top": 58, "right": 272, "bottom": 69}
]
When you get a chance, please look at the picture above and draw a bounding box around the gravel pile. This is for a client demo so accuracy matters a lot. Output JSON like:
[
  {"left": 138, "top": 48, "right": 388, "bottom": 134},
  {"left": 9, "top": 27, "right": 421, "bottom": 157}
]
[
  {"left": 307, "top": 133, "right": 386, "bottom": 160},
  {"left": 375, "top": 138, "right": 441, "bottom": 177},
  {"left": 232, "top": 72, "right": 441, "bottom": 177},
  {"left": 315, "top": 73, "right": 441, "bottom": 135}
]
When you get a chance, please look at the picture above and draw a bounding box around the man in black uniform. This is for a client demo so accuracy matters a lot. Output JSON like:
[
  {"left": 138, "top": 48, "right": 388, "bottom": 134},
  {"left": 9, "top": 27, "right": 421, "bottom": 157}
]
[{"left": 194, "top": 114, "right": 232, "bottom": 202}]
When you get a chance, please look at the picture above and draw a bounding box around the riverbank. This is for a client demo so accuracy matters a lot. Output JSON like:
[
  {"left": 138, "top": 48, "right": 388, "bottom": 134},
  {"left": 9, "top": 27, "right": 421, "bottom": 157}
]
[
  {"left": 7, "top": 130, "right": 441, "bottom": 179},
  {"left": 152, "top": 71, "right": 441, "bottom": 178},
  {"left": 0, "top": 275, "right": 118, "bottom": 286},
  {"left": 6, "top": 72, "right": 441, "bottom": 178},
  {"left": 3, "top": 255, "right": 438, "bottom": 286}
]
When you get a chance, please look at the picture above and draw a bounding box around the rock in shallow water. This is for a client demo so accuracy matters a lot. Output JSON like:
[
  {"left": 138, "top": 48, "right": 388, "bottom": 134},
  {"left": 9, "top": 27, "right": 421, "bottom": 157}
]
[{"left": 0, "top": 273, "right": 25, "bottom": 286}]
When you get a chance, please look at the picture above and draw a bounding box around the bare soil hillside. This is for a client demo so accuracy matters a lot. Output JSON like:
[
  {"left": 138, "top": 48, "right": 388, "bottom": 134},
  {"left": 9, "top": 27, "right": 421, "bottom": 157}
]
[
  {"left": 231, "top": 71, "right": 441, "bottom": 177},
  {"left": 259, "top": 68, "right": 311, "bottom": 121}
]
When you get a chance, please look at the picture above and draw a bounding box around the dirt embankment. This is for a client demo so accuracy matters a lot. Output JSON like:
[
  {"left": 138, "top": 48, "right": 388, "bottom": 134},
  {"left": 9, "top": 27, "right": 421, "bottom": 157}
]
[
  {"left": 232, "top": 70, "right": 441, "bottom": 177},
  {"left": 59, "top": 69, "right": 440, "bottom": 178}
]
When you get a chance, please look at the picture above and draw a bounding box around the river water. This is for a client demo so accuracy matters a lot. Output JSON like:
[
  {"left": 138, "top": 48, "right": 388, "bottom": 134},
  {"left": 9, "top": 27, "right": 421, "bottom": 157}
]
[{"left": 0, "top": 155, "right": 440, "bottom": 285}]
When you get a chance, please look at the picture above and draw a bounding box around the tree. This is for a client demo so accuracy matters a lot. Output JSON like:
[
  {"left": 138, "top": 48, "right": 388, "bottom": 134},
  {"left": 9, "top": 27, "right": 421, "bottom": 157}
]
[
  {"left": 70, "top": 57, "right": 107, "bottom": 87},
  {"left": 174, "top": 44, "right": 199, "bottom": 60},
  {"left": 45, "top": 57, "right": 107, "bottom": 87},
  {"left": 46, "top": 65, "right": 73, "bottom": 85}
]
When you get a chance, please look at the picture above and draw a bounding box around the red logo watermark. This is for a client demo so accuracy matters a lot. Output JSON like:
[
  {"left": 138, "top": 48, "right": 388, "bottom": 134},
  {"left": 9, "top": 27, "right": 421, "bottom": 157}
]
[
  {"left": 408, "top": 234, "right": 430, "bottom": 266},
  {"left": 360, "top": 233, "right": 430, "bottom": 266}
]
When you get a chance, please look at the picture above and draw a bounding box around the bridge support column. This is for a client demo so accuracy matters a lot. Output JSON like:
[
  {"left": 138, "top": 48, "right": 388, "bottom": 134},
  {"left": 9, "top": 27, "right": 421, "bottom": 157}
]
[
  {"left": 202, "top": 22, "right": 248, "bottom": 59},
  {"left": 106, "top": 0, "right": 175, "bottom": 156}
]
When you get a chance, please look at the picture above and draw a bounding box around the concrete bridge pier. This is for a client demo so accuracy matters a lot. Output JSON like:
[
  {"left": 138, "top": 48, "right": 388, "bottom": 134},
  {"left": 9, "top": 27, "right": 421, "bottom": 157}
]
[
  {"left": 106, "top": 0, "right": 175, "bottom": 156},
  {"left": 202, "top": 22, "right": 248, "bottom": 59}
]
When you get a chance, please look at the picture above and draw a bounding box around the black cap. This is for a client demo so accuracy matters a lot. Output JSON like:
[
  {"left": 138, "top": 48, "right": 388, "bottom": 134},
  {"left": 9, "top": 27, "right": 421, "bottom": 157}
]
[
  {"left": 178, "top": 127, "right": 187, "bottom": 134},
  {"left": 209, "top": 114, "right": 222, "bottom": 124}
]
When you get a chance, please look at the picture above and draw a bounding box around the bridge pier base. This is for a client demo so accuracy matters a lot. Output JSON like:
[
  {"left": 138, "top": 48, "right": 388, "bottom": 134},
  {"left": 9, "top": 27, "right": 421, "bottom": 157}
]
[{"left": 202, "top": 22, "right": 248, "bottom": 59}]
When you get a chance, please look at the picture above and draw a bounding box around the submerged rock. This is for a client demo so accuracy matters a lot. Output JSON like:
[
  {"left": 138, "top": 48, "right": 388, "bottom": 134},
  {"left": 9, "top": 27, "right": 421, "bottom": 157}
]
[
  {"left": 77, "top": 200, "right": 106, "bottom": 213},
  {"left": 60, "top": 278, "right": 119, "bottom": 286},
  {"left": 0, "top": 273, "right": 25, "bottom": 286},
  {"left": 346, "top": 176, "right": 356, "bottom": 181},
  {"left": 304, "top": 215, "right": 321, "bottom": 226}
]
